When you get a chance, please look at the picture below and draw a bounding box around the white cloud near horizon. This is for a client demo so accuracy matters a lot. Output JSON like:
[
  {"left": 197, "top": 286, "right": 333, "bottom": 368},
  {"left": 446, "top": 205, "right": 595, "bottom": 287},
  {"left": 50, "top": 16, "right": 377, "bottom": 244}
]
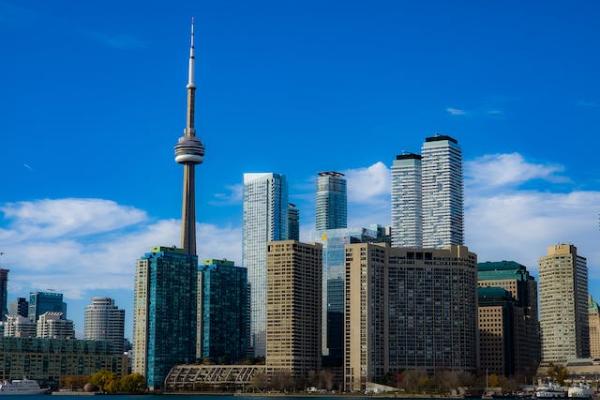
[{"left": 446, "top": 107, "right": 467, "bottom": 116}]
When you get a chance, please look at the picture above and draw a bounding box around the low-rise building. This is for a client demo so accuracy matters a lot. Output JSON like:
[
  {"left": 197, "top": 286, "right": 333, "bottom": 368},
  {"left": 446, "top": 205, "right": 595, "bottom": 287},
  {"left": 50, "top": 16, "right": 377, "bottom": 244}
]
[
  {"left": 4, "top": 315, "right": 36, "bottom": 338},
  {"left": 36, "top": 312, "right": 75, "bottom": 339}
]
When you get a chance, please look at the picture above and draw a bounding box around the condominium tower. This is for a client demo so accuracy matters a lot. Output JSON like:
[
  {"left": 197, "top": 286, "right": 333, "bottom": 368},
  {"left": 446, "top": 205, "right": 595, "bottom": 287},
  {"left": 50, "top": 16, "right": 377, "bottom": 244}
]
[
  {"left": 589, "top": 296, "right": 600, "bottom": 359},
  {"left": 0, "top": 269, "right": 8, "bottom": 320},
  {"left": 8, "top": 297, "right": 28, "bottom": 318},
  {"left": 539, "top": 244, "right": 589, "bottom": 364},
  {"left": 266, "top": 241, "right": 322, "bottom": 377},
  {"left": 4, "top": 315, "right": 36, "bottom": 338},
  {"left": 84, "top": 297, "right": 125, "bottom": 353},
  {"left": 391, "top": 154, "right": 422, "bottom": 247},
  {"left": 36, "top": 312, "right": 75, "bottom": 339},
  {"left": 29, "top": 291, "right": 67, "bottom": 322},
  {"left": 243, "top": 172, "right": 288, "bottom": 357},
  {"left": 344, "top": 243, "right": 478, "bottom": 391},
  {"left": 316, "top": 172, "right": 347, "bottom": 231},
  {"left": 421, "top": 135, "right": 464, "bottom": 248},
  {"left": 287, "top": 203, "right": 300, "bottom": 241}
]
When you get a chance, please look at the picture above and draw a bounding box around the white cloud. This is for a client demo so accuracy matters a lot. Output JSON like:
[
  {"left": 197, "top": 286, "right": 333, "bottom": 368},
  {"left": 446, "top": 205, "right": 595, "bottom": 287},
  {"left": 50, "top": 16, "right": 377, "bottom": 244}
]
[
  {"left": 343, "top": 162, "right": 390, "bottom": 204},
  {"left": 446, "top": 107, "right": 467, "bottom": 116},
  {"left": 0, "top": 199, "right": 241, "bottom": 299},
  {"left": 211, "top": 183, "right": 244, "bottom": 205}
]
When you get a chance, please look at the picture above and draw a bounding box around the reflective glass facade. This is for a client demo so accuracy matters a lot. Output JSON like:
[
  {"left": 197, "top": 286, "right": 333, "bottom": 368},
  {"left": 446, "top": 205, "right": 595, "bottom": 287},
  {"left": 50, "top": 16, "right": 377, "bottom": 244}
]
[
  {"left": 316, "top": 172, "right": 347, "bottom": 231},
  {"left": 29, "top": 291, "right": 67, "bottom": 322}
]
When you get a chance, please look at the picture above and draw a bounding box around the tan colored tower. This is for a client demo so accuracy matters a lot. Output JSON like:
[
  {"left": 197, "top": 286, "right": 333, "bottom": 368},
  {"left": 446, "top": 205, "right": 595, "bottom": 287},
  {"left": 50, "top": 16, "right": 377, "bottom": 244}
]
[
  {"left": 174, "top": 19, "right": 205, "bottom": 256},
  {"left": 266, "top": 241, "right": 322, "bottom": 378},
  {"left": 539, "top": 244, "right": 589, "bottom": 365},
  {"left": 588, "top": 295, "right": 600, "bottom": 358}
]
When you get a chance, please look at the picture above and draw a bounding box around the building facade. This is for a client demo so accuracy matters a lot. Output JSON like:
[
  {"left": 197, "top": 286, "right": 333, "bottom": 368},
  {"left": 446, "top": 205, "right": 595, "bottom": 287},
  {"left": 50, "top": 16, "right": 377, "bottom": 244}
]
[
  {"left": 287, "top": 203, "right": 300, "bottom": 241},
  {"left": 84, "top": 297, "right": 125, "bottom": 354},
  {"left": 344, "top": 243, "right": 478, "bottom": 392},
  {"left": 539, "top": 244, "right": 589, "bottom": 364},
  {"left": 0, "top": 337, "right": 124, "bottom": 387},
  {"left": 133, "top": 246, "right": 197, "bottom": 390},
  {"left": 266, "top": 241, "right": 322, "bottom": 377},
  {"left": 391, "top": 154, "right": 422, "bottom": 247},
  {"left": 316, "top": 172, "right": 347, "bottom": 231},
  {"left": 0, "top": 269, "right": 8, "bottom": 321},
  {"left": 36, "top": 312, "right": 75, "bottom": 339},
  {"left": 243, "top": 172, "right": 288, "bottom": 357},
  {"left": 421, "top": 135, "right": 463, "bottom": 248},
  {"left": 29, "top": 291, "right": 67, "bottom": 322},
  {"left": 478, "top": 261, "right": 540, "bottom": 375},
  {"left": 8, "top": 297, "right": 28, "bottom": 318},
  {"left": 4, "top": 315, "right": 36, "bottom": 338},
  {"left": 588, "top": 296, "right": 600, "bottom": 359},
  {"left": 197, "top": 259, "right": 249, "bottom": 363}
]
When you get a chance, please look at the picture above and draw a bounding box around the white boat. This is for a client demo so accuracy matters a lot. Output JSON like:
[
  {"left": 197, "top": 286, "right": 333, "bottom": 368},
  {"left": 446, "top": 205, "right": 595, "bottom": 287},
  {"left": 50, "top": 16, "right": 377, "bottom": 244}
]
[
  {"left": 568, "top": 383, "right": 593, "bottom": 399},
  {"left": 535, "top": 381, "right": 567, "bottom": 398},
  {"left": 0, "top": 379, "right": 48, "bottom": 395}
]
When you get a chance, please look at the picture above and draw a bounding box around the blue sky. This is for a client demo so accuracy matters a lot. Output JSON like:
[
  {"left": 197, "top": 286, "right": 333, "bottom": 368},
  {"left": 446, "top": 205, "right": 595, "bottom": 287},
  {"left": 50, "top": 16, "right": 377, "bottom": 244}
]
[{"left": 1, "top": 0, "right": 600, "bottom": 337}]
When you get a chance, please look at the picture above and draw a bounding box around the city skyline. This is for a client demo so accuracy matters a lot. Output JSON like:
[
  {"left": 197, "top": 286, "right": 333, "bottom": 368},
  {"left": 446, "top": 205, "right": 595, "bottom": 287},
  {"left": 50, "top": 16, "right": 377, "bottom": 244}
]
[{"left": 2, "top": 1, "right": 600, "bottom": 338}]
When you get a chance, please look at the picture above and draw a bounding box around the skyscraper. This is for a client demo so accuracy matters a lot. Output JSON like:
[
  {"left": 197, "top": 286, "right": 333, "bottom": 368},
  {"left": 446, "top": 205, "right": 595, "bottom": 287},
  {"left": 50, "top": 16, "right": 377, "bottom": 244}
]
[
  {"left": 539, "top": 244, "right": 589, "bottom": 364},
  {"left": 29, "top": 291, "right": 67, "bottom": 322},
  {"left": 84, "top": 297, "right": 125, "bottom": 354},
  {"left": 391, "top": 154, "right": 422, "bottom": 247},
  {"left": 36, "top": 312, "right": 75, "bottom": 339},
  {"left": 287, "top": 203, "right": 300, "bottom": 241},
  {"left": 421, "top": 135, "right": 464, "bottom": 248},
  {"left": 133, "top": 21, "right": 200, "bottom": 390},
  {"left": 197, "top": 259, "right": 249, "bottom": 363},
  {"left": 0, "top": 269, "right": 8, "bottom": 320},
  {"left": 266, "top": 241, "right": 322, "bottom": 377},
  {"left": 8, "top": 297, "right": 28, "bottom": 318},
  {"left": 316, "top": 172, "right": 347, "bottom": 231},
  {"left": 589, "top": 296, "right": 600, "bottom": 359},
  {"left": 243, "top": 172, "right": 288, "bottom": 357}
]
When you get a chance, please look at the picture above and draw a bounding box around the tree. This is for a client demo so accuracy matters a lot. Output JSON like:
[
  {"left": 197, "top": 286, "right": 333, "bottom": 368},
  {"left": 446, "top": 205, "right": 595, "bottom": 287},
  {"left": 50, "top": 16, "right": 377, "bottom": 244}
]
[
  {"left": 488, "top": 373, "right": 500, "bottom": 388},
  {"left": 250, "top": 372, "right": 268, "bottom": 392},
  {"left": 118, "top": 373, "right": 146, "bottom": 394},
  {"left": 318, "top": 369, "right": 334, "bottom": 391},
  {"left": 400, "top": 369, "right": 429, "bottom": 393},
  {"left": 61, "top": 375, "right": 89, "bottom": 390},
  {"left": 270, "top": 371, "right": 293, "bottom": 392},
  {"left": 547, "top": 363, "right": 568, "bottom": 385},
  {"left": 89, "top": 370, "right": 118, "bottom": 393}
]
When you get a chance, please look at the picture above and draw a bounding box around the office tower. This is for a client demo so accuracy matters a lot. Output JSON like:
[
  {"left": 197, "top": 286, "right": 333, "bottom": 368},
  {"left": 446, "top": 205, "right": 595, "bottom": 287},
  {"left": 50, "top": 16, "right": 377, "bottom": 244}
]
[
  {"left": 132, "top": 22, "right": 200, "bottom": 390},
  {"left": 287, "top": 203, "right": 300, "bottom": 241},
  {"left": 243, "top": 172, "right": 288, "bottom": 357},
  {"left": 316, "top": 172, "right": 347, "bottom": 231},
  {"left": 478, "top": 287, "right": 516, "bottom": 376},
  {"left": 266, "top": 241, "right": 322, "bottom": 377},
  {"left": 344, "top": 243, "right": 477, "bottom": 392},
  {"left": 84, "top": 297, "right": 125, "bottom": 353},
  {"left": 391, "top": 154, "right": 422, "bottom": 247},
  {"left": 589, "top": 296, "right": 600, "bottom": 358},
  {"left": 539, "top": 244, "right": 589, "bottom": 364},
  {"left": 478, "top": 261, "right": 540, "bottom": 375},
  {"left": 29, "top": 291, "right": 67, "bottom": 322},
  {"left": 316, "top": 225, "right": 388, "bottom": 364},
  {"left": 4, "top": 315, "right": 36, "bottom": 338},
  {"left": 0, "top": 269, "right": 8, "bottom": 320},
  {"left": 421, "top": 135, "right": 464, "bottom": 248},
  {"left": 197, "top": 259, "right": 249, "bottom": 363},
  {"left": 8, "top": 297, "right": 28, "bottom": 318},
  {"left": 36, "top": 312, "right": 75, "bottom": 339}
]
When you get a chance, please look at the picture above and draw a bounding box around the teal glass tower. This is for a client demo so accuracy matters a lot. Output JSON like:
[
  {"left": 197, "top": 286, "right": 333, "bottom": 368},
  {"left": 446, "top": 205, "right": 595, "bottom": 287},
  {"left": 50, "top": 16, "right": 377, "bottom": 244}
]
[
  {"left": 29, "top": 291, "right": 67, "bottom": 322},
  {"left": 197, "top": 259, "right": 249, "bottom": 363}
]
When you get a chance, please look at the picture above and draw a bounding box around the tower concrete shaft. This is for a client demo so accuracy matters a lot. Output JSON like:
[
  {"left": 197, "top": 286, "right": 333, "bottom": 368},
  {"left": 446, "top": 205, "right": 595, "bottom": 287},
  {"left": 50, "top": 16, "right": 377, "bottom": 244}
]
[{"left": 175, "top": 18, "right": 205, "bottom": 256}]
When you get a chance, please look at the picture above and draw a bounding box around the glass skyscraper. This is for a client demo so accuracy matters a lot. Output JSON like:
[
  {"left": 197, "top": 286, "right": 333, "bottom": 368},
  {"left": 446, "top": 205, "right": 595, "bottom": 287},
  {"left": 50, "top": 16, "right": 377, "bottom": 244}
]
[
  {"left": 316, "top": 172, "right": 347, "bottom": 231},
  {"left": 242, "top": 173, "right": 288, "bottom": 357},
  {"left": 133, "top": 246, "right": 197, "bottom": 390},
  {"left": 0, "top": 269, "right": 8, "bottom": 321},
  {"left": 197, "top": 259, "right": 249, "bottom": 363},
  {"left": 421, "top": 135, "right": 464, "bottom": 248},
  {"left": 29, "top": 291, "right": 67, "bottom": 322},
  {"left": 391, "top": 153, "right": 422, "bottom": 247},
  {"left": 287, "top": 203, "right": 300, "bottom": 241}
]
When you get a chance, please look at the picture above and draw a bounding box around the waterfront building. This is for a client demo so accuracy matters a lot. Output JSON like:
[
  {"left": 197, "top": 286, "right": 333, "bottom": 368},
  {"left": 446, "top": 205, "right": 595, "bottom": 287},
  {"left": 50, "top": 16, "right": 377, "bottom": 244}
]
[
  {"left": 316, "top": 171, "right": 347, "bottom": 231},
  {"left": 266, "top": 241, "right": 322, "bottom": 377},
  {"left": 84, "top": 297, "right": 125, "bottom": 353},
  {"left": 315, "top": 225, "right": 389, "bottom": 363},
  {"left": 36, "top": 312, "right": 75, "bottom": 339},
  {"left": 421, "top": 135, "right": 464, "bottom": 248},
  {"left": 8, "top": 297, "right": 28, "bottom": 318},
  {"left": 391, "top": 153, "right": 422, "bottom": 247},
  {"left": 132, "top": 21, "right": 202, "bottom": 390},
  {"left": 478, "top": 287, "right": 516, "bottom": 376},
  {"left": 0, "top": 337, "right": 124, "bottom": 387},
  {"left": 589, "top": 296, "right": 600, "bottom": 359},
  {"left": 29, "top": 291, "right": 67, "bottom": 322},
  {"left": 0, "top": 269, "right": 7, "bottom": 321},
  {"left": 478, "top": 261, "right": 540, "bottom": 375},
  {"left": 4, "top": 315, "right": 35, "bottom": 338},
  {"left": 344, "top": 243, "right": 478, "bottom": 392},
  {"left": 287, "top": 203, "right": 300, "bottom": 241},
  {"left": 539, "top": 244, "right": 589, "bottom": 364},
  {"left": 243, "top": 172, "right": 288, "bottom": 357},
  {"left": 197, "top": 259, "right": 249, "bottom": 363}
]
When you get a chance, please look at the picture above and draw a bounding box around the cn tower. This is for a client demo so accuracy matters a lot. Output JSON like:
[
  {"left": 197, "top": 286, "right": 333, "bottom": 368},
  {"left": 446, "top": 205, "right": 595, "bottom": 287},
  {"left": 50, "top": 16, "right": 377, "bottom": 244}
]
[{"left": 175, "top": 19, "right": 205, "bottom": 256}]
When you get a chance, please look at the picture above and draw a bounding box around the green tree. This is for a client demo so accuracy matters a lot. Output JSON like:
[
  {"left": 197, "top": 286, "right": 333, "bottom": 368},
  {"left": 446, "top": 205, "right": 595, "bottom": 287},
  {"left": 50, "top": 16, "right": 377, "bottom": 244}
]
[
  {"left": 89, "top": 370, "right": 118, "bottom": 393},
  {"left": 118, "top": 373, "right": 146, "bottom": 394}
]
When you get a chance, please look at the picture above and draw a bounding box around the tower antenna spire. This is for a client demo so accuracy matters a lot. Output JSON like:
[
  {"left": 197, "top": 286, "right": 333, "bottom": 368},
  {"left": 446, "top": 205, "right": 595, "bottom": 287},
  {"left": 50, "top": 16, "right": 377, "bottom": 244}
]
[{"left": 188, "top": 17, "right": 195, "bottom": 89}]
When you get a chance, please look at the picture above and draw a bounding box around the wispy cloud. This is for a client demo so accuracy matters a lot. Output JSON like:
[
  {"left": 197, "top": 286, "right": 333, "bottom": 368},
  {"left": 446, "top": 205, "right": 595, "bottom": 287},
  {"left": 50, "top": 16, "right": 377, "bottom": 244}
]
[
  {"left": 486, "top": 109, "right": 504, "bottom": 116},
  {"left": 23, "top": 163, "right": 33, "bottom": 171},
  {"left": 577, "top": 100, "right": 600, "bottom": 108},
  {"left": 88, "top": 32, "right": 147, "bottom": 50},
  {"left": 446, "top": 107, "right": 467, "bottom": 116},
  {"left": 211, "top": 183, "right": 243, "bottom": 205}
]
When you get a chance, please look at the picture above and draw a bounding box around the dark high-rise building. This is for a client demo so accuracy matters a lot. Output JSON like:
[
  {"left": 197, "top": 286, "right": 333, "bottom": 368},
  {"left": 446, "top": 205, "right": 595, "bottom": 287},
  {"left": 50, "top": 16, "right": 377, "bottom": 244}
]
[
  {"left": 29, "top": 291, "right": 67, "bottom": 322},
  {"left": 9, "top": 297, "right": 28, "bottom": 318},
  {"left": 0, "top": 269, "right": 8, "bottom": 320},
  {"left": 132, "top": 20, "right": 201, "bottom": 390},
  {"left": 287, "top": 203, "right": 300, "bottom": 241},
  {"left": 197, "top": 259, "right": 249, "bottom": 363}
]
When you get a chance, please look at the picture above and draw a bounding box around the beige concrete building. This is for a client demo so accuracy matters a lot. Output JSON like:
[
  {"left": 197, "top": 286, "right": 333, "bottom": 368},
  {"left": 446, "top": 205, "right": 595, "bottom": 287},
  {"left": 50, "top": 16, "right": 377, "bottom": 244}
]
[
  {"left": 539, "top": 244, "right": 589, "bottom": 365},
  {"left": 132, "top": 258, "right": 149, "bottom": 376},
  {"left": 589, "top": 296, "right": 600, "bottom": 359},
  {"left": 266, "top": 241, "right": 322, "bottom": 378},
  {"left": 344, "top": 243, "right": 478, "bottom": 392}
]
